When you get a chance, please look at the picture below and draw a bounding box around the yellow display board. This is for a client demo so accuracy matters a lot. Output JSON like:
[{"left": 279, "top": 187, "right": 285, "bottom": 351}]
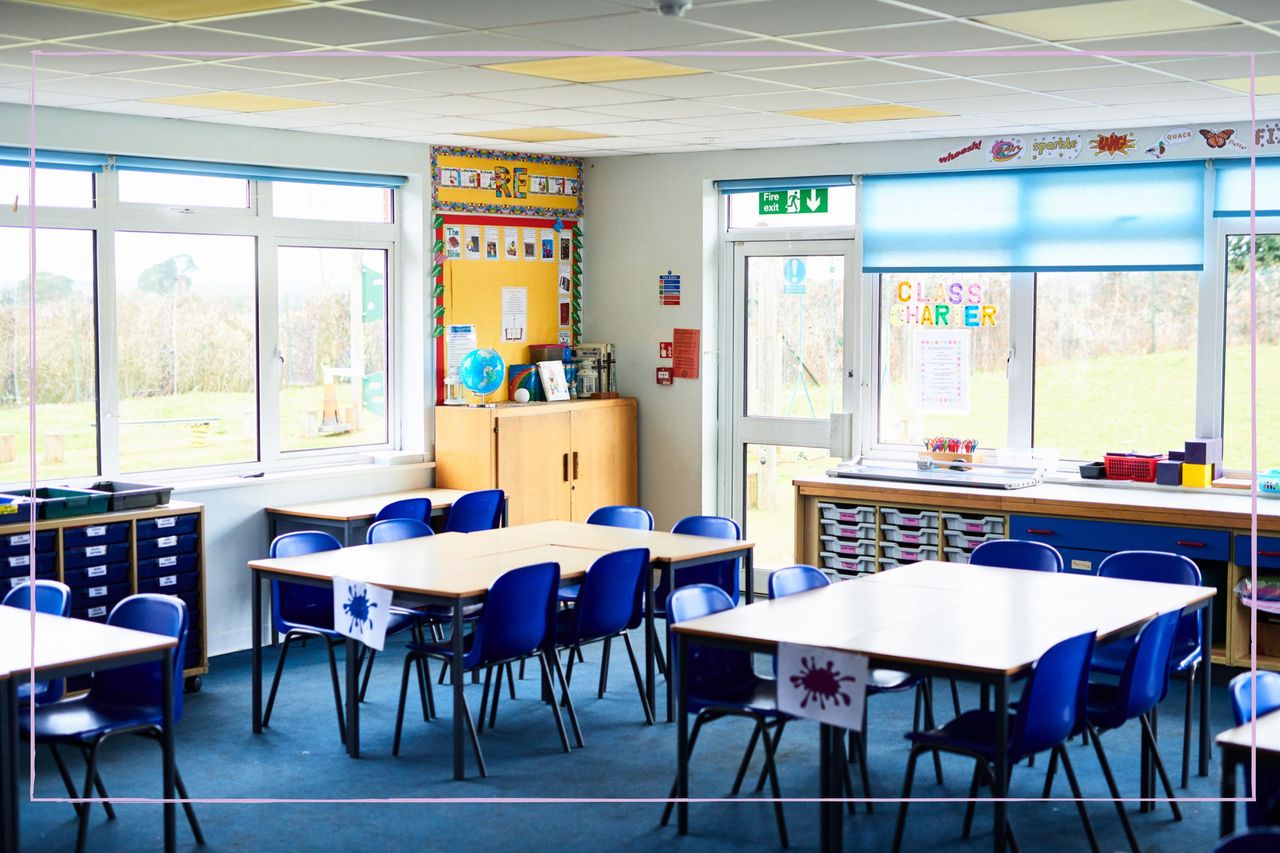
[{"left": 431, "top": 145, "right": 582, "bottom": 217}]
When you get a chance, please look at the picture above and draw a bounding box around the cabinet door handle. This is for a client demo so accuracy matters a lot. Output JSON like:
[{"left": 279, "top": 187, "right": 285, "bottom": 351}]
[
  {"left": 572, "top": 451, "right": 579, "bottom": 480},
  {"left": 1175, "top": 540, "right": 1205, "bottom": 548},
  {"left": 1257, "top": 550, "right": 1280, "bottom": 558},
  {"left": 1026, "top": 528, "right": 1055, "bottom": 535},
  {"left": 562, "top": 453, "right": 569, "bottom": 482}
]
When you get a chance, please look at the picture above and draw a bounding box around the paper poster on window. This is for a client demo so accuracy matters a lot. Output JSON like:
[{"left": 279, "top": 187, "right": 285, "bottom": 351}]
[
  {"left": 522, "top": 228, "right": 538, "bottom": 261},
  {"left": 914, "top": 328, "right": 970, "bottom": 414},
  {"left": 484, "top": 225, "right": 499, "bottom": 260},
  {"left": 443, "top": 224, "right": 462, "bottom": 260},
  {"left": 504, "top": 226, "right": 519, "bottom": 259},
  {"left": 445, "top": 324, "right": 477, "bottom": 373},
  {"left": 540, "top": 228, "right": 556, "bottom": 261},
  {"left": 502, "top": 287, "right": 527, "bottom": 343},
  {"left": 464, "top": 225, "right": 481, "bottom": 260},
  {"left": 778, "top": 643, "right": 868, "bottom": 730}
]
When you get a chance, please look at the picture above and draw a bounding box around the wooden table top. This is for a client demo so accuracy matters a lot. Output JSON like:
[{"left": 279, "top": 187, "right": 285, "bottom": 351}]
[
  {"left": 1217, "top": 709, "right": 1280, "bottom": 755},
  {"left": 264, "top": 488, "right": 471, "bottom": 522},
  {"left": 0, "top": 606, "right": 176, "bottom": 676},
  {"left": 466, "top": 520, "right": 755, "bottom": 563}
]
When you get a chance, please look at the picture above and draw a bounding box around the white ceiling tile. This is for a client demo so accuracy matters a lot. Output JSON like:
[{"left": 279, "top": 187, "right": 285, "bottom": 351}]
[
  {"left": 282, "top": 104, "right": 424, "bottom": 124},
  {"left": 974, "top": 105, "right": 1156, "bottom": 124},
  {"left": 979, "top": 63, "right": 1182, "bottom": 91},
  {"left": 667, "top": 111, "right": 832, "bottom": 130},
  {"left": 699, "top": 89, "right": 872, "bottom": 111},
  {"left": 1068, "top": 24, "right": 1280, "bottom": 54},
  {"left": 75, "top": 25, "right": 316, "bottom": 53},
  {"left": 832, "top": 77, "right": 1015, "bottom": 102},
  {"left": 349, "top": 31, "right": 576, "bottom": 65},
  {"left": 248, "top": 79, "right": 464, "bottom": 103},
  {"left": 189, "top": 110, "right": 341, "bottom": 128},
  {"left": 738, "top": 59, "right": 945, "bottom": 88},
  {"left": 396, "top": 132, "right": 489, "bottom": 146},
  {"left": 205, "top": 7, "right": 458, "bottom": 46},
  {"left": 685, "top": 0, "right": 935, "bottom": 37},
  {"left": 906, "top": 0, "right": 1092, "bottom": 13},
  {"left": 223, "top": 52, "right": 443, "bottom": 79},
  {"left": 479, "top": 84, "right": 660, "bottom": 108},
  {"left": 0, "top": 63, "right": 75, "bottom": 85},
  {"left": 464, "top": 107, "right": 620, "bottom": 125},
  {"left": 599, "top": 71, "right": 799, "bottom": 98},
  {"left": 296, "top": 123, "right": 424, "bottom": 139},
  {"left": 34, "top": 75, "right": 210, "bottom": 100},
  {"left": 359, "top": 66, "right": 566, "bottom": 94},
  {"left": 894, "top": 49, "right": 1115, "bottom": 76},
  {"left": 8, "top": 44, "right": 197, "bottom": 75},
  {"left": 1132, "top": 96, "right": 1260, "bottom": 117},
  {"left": 1143, "top": 53, "right": 1280, "bottom": 80},
  {"left": 1060, "top": 81, "right": 1243, "bottom": 105},
  {"left": 79, "top": 100, "right": 222, "bottom": 118},
  {"left": 366, "top": 115, "right": 531, "bottom": 133},
  {"left": 564, "top": 118, "right": 712, "bottom": 135},
  {"left": 356, "top": 0, "right": 625, "bottom": 29},
  {"left": 657, "top": 40, "right": 842, "bottom": 72},
  {"left": 0, "top": 84, "right": 104, "bottom": 107},
  {"left": 802, "top": 20, "right": 1037, "bottom": 53},
  {"left": 881, "top": 115, "right": 1024, "bottom": 131},
  {"left": 908, "top": 92, "right": 1087, "bottom": 113},
  {"left": 1169, "top": 0, "right": 1280, "bottom": 23},
  {"left": 494, "top": 11, "right": 735, "bottom": 50},
  {"left": 111, "top": 62, "right": 319, "bottom": 90},
  {"left": 0, "top": 0, "right": 151, "bottom": 40},
  {"left": 586, "top": 98, "right": 750, "bottom": 119},
  {"left": 358, "top": 93, "right": 547, "bottom": 115}
]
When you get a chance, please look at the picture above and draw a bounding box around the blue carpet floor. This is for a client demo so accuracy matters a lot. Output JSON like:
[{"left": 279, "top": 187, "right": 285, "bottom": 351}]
[{"left": 12, "top": 631, "right": 1242, "bottom": 852}]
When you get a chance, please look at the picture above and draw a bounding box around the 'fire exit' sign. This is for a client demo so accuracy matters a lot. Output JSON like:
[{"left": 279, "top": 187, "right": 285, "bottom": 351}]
[{"left": 759, "top": 188, "right": 828, "bottom": 215}]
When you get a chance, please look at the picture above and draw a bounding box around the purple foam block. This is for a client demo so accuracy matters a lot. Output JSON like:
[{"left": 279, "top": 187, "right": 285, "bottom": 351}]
[
  {"left": 1167, "top": 449, "right": 1184, "bottom": 461},
  {"left": 1155, "top": 460, "right": 1182, "bottom": 486},
  {"left": 1184, "top": 437, "right": 1223, "bottom": 465}
]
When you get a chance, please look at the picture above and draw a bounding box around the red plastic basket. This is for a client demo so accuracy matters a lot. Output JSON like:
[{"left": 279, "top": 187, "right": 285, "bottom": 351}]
[{"left": 1103, "top": 454, "right": 1163, "bottom": 482}]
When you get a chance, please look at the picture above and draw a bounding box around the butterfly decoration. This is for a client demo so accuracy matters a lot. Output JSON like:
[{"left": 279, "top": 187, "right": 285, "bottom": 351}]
[{"left": 1200, "top": 128, "right": 1235, "bottom": 149}]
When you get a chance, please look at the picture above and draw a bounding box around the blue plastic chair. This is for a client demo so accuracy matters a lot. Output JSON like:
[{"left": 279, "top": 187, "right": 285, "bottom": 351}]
[
  {"left": 892, "top": 629, "right": 1098, "bottom": 853},
  {"left": 659, "top": 584, "right": 790, "bottom": 847},
  {"left": 1230, "top": 671, "right": 1280, "bottom": 725},
  {"left": 969, "top": 539, "right": 1064, "bottom": 573},
  {"left": 3, "top": 579, "right": 71, "bottom": 704},
  {"left": 555, "top": 547, "right": 653, "bottom": 724},
  {"left": 23, "top": 594, "right": 204, "bottom": 853},
  {"left": 392, "top": 561, "right": 576, "bottom": 776},
  {"left": 1093, "top": 550, "right": 1203, "bottom": 787},
  {"left": 1084, "top": 609, "right": 1182, "bottom": 852},
  {"left": 367, "top": 517, "right": 433, "bottom": 542},
  {"left": 659, "top": 515, "right": 743, "bottom": 605},
  {"left": 1215, "top": 827, "right": 1280, "bottom": 851},
  {"left": 557, "top": 504, "right": 654, "bottom": 604},
  {"left": 766, "top": 564, "right": 829, "bottom": 599},
  {"left": 361, "top": 520, "right": 438, "bottom": 704},
  {"left": 373, "top": 497, "right": 431, "bottom": 524},
  {"left": 443, "top": 489, "right": 504, "bottom": 533}
]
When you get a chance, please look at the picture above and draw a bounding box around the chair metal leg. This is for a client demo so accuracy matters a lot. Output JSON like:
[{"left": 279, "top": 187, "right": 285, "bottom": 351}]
[
  {"left": 598, "top": 637, "right": 612, "bottom": 698},
  {"left": 891, "top": 747, "right": 922, "bottom": 853},
  {"left": 488, "top": 664, "right": 504, "bottom": 730},
  {"left": 261, "top": 633, "right": 295, "bottom": 728},
  {"left": 1042, "top": 743, "right": 1060, "bottom": 798},
  {"left": 1058, "top": 745, "right": 1100, "bottom": 853},
  {"left": 950, "top": 678, "right": 962, "bottom": 717},
  {"left": 1088, "top": 725, "right": 1141, "bottom": 853},
  {"left": 505, "top": 663, "right": 517, "bottom": 698},
  {"left": 622, "top": 632, "right": 654, "bottom": 724},
  {"left": 835, "top": 734, "right": 858, "bottom": 814},
  {"left": 75, "top": 739, "right": 104, "bottom": 853},
  {"left": 48, "top": 743, "right": 83, "bottom": 817},
  {"left": 549, "top": 648, "right": 583, "bottom": 748},
  {"left": 416, "top": 655, "right": 435, "bottom": 721},
  {"left": 754, "top": 720, "right": 789, "bottom": 793},
  {"left": 757, "top": 722, "right": 789, "bottom": 849},
  {"left": 661, "top": 713, "right": 707, "bottom": 827},
  {"left": 920, "top": 681, "right": 944, "bottom": 785},
  {"left": 962, "top": 761, "right": 982, "bottom": 838},
  {"left": 322, "top": 638, "right": 347, "bottom": 744},
  {"left": 731, "top": 721, "right": 763, "bottom": 797},
  {"left": 538, "top": 652, "right": 572, "bottom": 753},
  {"left": 1140, "top": 714, "right": 1182, "bottom": 821},
  {"left": 459, "top": 692, "right": 487, "bottom": 778},
  {"left": 358, "top": 648, "right": 376, "bottom": 703},
  {"left": 1181, "top": 664, "right": 1196, "bottom": 788},
  {"left": 392, "top": 654, "right": 415, "bottom": 756},
  {"left": 477, "top": 666, "right": 493, "bottom": 734},
  {"left": 173, "top": 764, "right": 206, "bottom": 845}
]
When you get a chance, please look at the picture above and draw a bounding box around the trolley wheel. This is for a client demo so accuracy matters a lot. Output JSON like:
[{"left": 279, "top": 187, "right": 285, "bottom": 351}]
[{"left": 184, "top": 675, "right": 203, "bottom": 694}]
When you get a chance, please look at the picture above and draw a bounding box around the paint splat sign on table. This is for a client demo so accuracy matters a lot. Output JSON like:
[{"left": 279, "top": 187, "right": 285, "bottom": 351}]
[
  {"left": 778, "top": 642, "right": 869, "bottom": 730},
  {"left": 333, "top": 576, "right": 393, "bottom": 651}
]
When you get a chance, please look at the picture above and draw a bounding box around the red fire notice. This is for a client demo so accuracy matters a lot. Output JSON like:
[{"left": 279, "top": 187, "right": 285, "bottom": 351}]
[{"left": 672, "top": 328, "right": 700, "bottom": 379}]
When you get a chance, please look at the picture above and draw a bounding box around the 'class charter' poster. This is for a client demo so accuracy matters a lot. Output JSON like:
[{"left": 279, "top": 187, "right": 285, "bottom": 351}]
[{"left": 889, "top": 279, "right": 998, "bottom": 328}]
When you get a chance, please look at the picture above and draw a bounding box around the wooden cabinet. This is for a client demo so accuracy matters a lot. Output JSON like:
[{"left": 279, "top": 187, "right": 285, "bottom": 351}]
[{"left": 435, "top": 397, "right": 637, "bottom": 526}]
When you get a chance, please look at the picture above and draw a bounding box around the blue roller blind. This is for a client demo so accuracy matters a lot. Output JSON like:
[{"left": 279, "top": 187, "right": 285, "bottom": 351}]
[
  {"left": 715, "top": 174, "right": 852, "bottom": 194},
  {"left": 0, "top": 146, "right": 107, "bottom": 172},
  {"left": 862, "top": 162, "right": 1204, "bottom": 272},
  {"left": 1213, "top": 158, "right": 1280, "bottom": 216},
  {"left": 112, "top": 155, "right": 406, "bottom": 188}
]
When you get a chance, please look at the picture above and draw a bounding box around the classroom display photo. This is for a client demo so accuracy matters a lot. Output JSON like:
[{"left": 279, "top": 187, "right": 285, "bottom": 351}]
[{"left": 6, "top": 2, "right": 1280, "bottom": 853}]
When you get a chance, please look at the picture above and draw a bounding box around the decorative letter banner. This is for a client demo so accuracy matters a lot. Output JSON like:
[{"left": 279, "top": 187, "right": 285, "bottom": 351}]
[
  {"left": 778, "top": 643, "right": 869, "bottom": 731},
  {"left": 333, "top": 576, "right": 393, "bottom": 651}
]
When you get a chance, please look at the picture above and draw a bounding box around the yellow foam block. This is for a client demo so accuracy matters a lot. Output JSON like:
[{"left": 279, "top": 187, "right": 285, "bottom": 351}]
[{"left": 1183, "top": 462, "right": 1213, "bottom": 488}]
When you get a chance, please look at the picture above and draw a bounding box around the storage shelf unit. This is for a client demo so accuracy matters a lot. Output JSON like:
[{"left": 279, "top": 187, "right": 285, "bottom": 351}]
[
  {"left": 0, "top": 500, "right": 206, "bottom": 689},
  {"left": 815, "top": 500, "right": 1004, "bottom": 577}
]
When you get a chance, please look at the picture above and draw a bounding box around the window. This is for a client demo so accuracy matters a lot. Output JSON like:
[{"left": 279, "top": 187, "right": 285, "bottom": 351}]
[
  {"left": 1034, "top": 272, "right": 1199, "bottom": 462},
  {"left": 117, "top": 171, "right": 250, "bottom": 208},
  {"left": 273, "top": 182, "right": 393, "bottom": 222},
  {"left": 727, "top": 184, "right": 854, "bottom": 230},
  {"left": 877, "top": 273, "right": 1011, "bottom": 449},
  {"left": 0, "top": 165, "right": 93, "bottom": 208},
  {"left": 1223, "top": 234, "right": 1280, "bottom": 472}
]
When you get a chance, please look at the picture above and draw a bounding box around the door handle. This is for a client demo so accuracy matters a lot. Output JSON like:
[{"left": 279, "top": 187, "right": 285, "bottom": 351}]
[
  {"left": 562, "top": 453, "right": 569, "bottom": 482},
  {"left": 572, "top": 451, "right": 579, "bottom": 480},
  {"left": 1175, "top": 540, "right": 1205, "bottom": 548},
  {"left": 1026, "top": 528, "right": 1055, "bottom": 535}
]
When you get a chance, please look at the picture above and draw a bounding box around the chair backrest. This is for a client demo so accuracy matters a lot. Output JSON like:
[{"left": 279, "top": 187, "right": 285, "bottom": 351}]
[
  {"left": 444, "top": 489, "right": 504, "bottom": 533},
  {"left": 969, "top": 539, "right": 1063, "bottom": 573},
  {"left": 469, "top": 561, "right": 559, "bottom": 665},
  {"left": 1214, "top": 827, "right": 1280, "bottom": 852},
  {"left": 586, "top": 505, "right": 654, "bottom": 531},
  {"left": 269, "top": 531, "right": 342, "bottom": 629},
  {"left": 366, "top": 518, "right": 434, "bottom": 544},
  {"left": 373, "top": 497, "right": 432, "bottom": 523},
  {"left": 667, "top": 583, "right": 757, "bottom": 700},
  {"left": 663, "top": 515, "right": 742, "bottom": 604},
  {"left": 1011, "top": 630, "right": 1096, "bottom": 756},
  {"left": 91, "top": 594, "right": 189, "bottom": 721},
  {"left": 570, "top": 548, "right": 650, "bottom": 641},
  {"left": 2, "top": 579, "right": 71, "bottom": 616},
  {"left": 1113, "top": 609, "right": 1181, "bottom": 722},
  {"left": 1099, "top": 550, "right": 1202, "bottom": 663},
  {"left": 768, "top": 565, "right": 831, "bottom": 600},
  {"left": 1229, "top": 671, "right": 1280, "bottom": 725}
]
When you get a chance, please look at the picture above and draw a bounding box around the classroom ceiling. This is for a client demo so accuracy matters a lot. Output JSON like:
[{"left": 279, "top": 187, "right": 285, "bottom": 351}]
[{"left": 0, "top": 0, "right": 1278, "bottom": 156}]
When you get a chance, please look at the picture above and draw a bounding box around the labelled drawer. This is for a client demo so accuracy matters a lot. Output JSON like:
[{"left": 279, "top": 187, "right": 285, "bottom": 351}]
[
  {"left": 64, "top": 561, "right": 130, "bottom": 589},
  {"left": 1009, "top": 514, "right": 1229, "bottom": 561},
  {"left": 818, "top": 502, "right": 875, "bottom": 525},
  {"left": 138, "top": 571, "right": 198, "bottom": 596},
  {"left": 138, "top": 553, "right": 198, "bottom": 579},
  {"left": 136, "top": 533, "right": 198, "bottom": 559},
  {"left": 1234, "top": 534, "right": 1280, "bottom": 570},
  {"left": 943, "top": 546, "right": 970, "bottom": 563},
  {"left": 0, "top": 530, "right": 56, "bottom": 556},
  {"left": 1058, "top": 547, "right": 1105, "bottom": 576},
  {"left": 942, "top": 530, "right": 1005, "bottom": 550},
  {"left": 64, "top": 521, "right": 130, "bottom": 547},
  {"left": 74, "top": 602, "right": 121, "bottom": 623},
  {"left": 820, "top": 551, "right": 878, "bottom": 575},
  {"left": 879, "top": 508, "right": 939, "bottom": 530},
  {"left": 6, "top": 570, "right": 56, "bottom": 590},
  {"left": 880, "top": 525, "right": 939, "bottom": 547},
  {"left": 1, "top": 552, "right": 56, "bottom": 575},
  {"left": 820, "top": 535, "right": 875, "bottom": 557},
  {"left": 137, "top": 514, "right": 198, "bottom": 539},
  {"left": 819, "top": 519, "right": 875, "bottom": 540},
  {"left": 64, "top": 542, "right": 129, "bottom": 569},
  {"left": 942, "top": 513, "right": 1006, "bottom": 535},
  {"left": 70, "top": 581, "right": 130, "bottom": 611},
  {"left": 880, "top": 541, "right": 932, "bottom": 562}
]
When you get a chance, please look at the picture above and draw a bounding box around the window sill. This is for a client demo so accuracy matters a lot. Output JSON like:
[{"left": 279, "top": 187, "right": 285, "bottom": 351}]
[{"left": 168, "top": 459, "right": 434, "bottom": 495}]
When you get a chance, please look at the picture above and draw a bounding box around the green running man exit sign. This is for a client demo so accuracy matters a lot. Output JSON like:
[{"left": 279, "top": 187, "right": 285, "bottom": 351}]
[{"left": 759, "top": 188, "right": 827, "bottom": 215}]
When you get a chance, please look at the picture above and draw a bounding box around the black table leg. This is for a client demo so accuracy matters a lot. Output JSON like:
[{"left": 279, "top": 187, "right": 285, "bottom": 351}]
[
  {"left": 452, "top": 600, "right": 466, "bottom": 780},
  {"left": 645, "top": 561, "right": 657, "bottom": 724},
  {"left": 345, "top": 638, "right": 359, "bottom": 758},
  {"left": 820, "top": 722, "right": 842, "bottom": 852},
  {"left": 1, "top": 677, "right": 17, "bottom": 853},
  {"left": 994, "top": 677, "right": 1009, "bottom": 853},
  {"left": 252, "top": 572, "right": 263, "bottom": 733},
  {"left": 1219, "top": 749, "right": 1237, "bottom": 837},
  {"left": 162, "top": 648, "right": 176, "bottom": 853},
  {"left": 676, "top": 631, "right": 689, "bottom": 834},
  {"left": 663, "top": 563, "right": 675, "bottom": 723},
  {"left": 1200, "top": 603, "right": 1213, "bottom": 777}
]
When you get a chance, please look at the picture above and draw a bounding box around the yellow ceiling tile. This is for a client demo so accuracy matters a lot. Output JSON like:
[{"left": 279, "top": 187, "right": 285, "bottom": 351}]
[
  {"left": 460, "top": 128, "right": 611, "bottom": 143},
  {"left": 145, "top": 91, "right": 331, "bottom": 111},
  {"left": 482, "top": 56, "right": 706, "bottom": 83},
  {"left": 34, "top": 0, "right": 305, "bottom": 21},
  {"left": 1210, "top": 75, "right": 1280, "bottom": 96},
  {"left": 976, "top": 0, "right": 1234, "bottom": 42},
  {"left": 785, "top": 104, "right": 950, "bottom": 123}
]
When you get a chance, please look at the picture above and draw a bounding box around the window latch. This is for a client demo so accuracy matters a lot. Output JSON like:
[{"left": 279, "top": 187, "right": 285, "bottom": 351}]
[{"left": 1005, "top": 347, "right": 1015, "bottom": 378}]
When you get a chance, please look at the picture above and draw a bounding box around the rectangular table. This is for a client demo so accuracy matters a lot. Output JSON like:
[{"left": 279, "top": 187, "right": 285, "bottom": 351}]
[
  {"left": 1217, "top": 708, "right": 1280, "bottom": 835},
  {"left": 671, "top": 561, "right": 1214, "bottom": 853},
  {"left": 0, "top": 607, "right": 180, "bottom": 853},
  {"left": 264, "top": 488, "right": 477, "bottom": 547},
  {"left": 462, "top": 520, "right": 756, "bottom": 721},
  {"left": 247, "top": 535, "right": 608, "bottom": 780}
]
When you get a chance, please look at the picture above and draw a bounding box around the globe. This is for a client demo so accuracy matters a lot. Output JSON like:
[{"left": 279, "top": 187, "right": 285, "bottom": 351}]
[{"left": 458, "top": 347, "right": 506, "bottom": 399}]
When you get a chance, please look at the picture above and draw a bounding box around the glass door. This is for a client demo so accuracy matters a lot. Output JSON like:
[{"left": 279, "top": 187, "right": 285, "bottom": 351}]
[{"left": 725, "top": 241, "right": 857, "bottom": 592}]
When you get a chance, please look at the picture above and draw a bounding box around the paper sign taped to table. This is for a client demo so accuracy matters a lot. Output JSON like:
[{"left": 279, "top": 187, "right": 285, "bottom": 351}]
[
  {"left": 777, "top": 643, "right": 869, "bottom": 730},
  {"left": 333, "top": 576, "right": 393, "bottom": 651}
]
